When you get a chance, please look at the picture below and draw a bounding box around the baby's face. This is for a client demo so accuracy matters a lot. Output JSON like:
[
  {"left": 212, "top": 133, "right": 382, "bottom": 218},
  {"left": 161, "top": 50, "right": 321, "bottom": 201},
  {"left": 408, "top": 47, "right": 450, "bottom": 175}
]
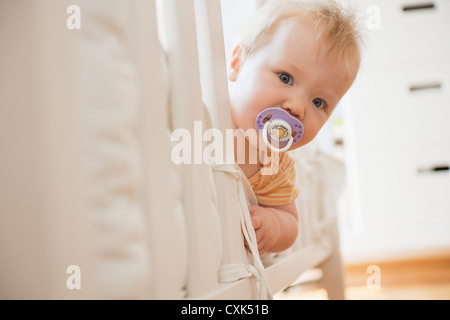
[{"left": 228, "top": 20, "right": 355, "bottom": 151}]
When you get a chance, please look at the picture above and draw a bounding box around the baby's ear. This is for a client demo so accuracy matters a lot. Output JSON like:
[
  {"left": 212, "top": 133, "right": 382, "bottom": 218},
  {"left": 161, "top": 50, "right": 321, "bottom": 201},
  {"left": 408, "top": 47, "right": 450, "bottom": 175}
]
[{"left": 228, "top": 45, "right": 244, "bottom": 82}]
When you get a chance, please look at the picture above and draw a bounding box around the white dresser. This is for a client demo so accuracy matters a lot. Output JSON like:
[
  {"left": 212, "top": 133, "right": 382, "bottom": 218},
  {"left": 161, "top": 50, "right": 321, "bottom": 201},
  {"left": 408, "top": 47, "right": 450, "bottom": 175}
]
[{"left": 339, "top": 0, "right": 450, "bottom": 262}]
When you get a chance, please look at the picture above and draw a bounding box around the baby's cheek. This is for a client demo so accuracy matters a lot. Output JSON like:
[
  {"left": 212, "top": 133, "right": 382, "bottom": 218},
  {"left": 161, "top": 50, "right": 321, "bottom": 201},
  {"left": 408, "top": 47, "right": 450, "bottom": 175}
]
[
  {"left": 291, "top": 120, "right": 322, "bottom": 149},
  {"left": 230, "top": 105, "right": 250, "bottom": 127}
]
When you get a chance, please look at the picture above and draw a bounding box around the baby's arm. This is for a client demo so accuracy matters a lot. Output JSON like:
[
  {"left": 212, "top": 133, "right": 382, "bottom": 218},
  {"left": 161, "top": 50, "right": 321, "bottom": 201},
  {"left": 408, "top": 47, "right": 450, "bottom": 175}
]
[{"left": 246, "top": 202, "right": 298, "bottom": 255}]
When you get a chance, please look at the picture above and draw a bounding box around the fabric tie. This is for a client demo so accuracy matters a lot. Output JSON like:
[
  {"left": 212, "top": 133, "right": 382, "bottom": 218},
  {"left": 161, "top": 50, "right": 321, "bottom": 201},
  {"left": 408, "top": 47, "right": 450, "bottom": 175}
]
[{"left": 212, "top": 163, "right": 273, "bottom": 300}]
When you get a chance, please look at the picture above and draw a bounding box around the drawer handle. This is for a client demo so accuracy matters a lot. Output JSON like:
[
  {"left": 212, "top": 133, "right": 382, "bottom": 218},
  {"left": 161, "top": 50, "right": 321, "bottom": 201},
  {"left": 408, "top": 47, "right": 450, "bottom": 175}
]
[
  {"left": 409, "top": 82, "right": 441, "bottom": 92},
  {"left": 418, "top": 165, "right": 449, "bottom": 173},
  {"left": 402, "top": 2, "right": 435, "bottom": 12}
]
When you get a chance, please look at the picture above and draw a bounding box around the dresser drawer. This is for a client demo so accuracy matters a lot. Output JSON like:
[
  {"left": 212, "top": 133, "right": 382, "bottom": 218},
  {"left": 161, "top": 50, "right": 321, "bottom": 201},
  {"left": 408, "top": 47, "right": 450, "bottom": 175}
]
[
  {"left": 353, "top": 136, "right": 450, "bottom": 231},
  {"left": 350, "top": 60, "right": 450, "bottom": 145},
  {"left": 344, "top": 0, "right": 450, "bottom": 65},
  {"left": 401, "top": 62, "right": 450, "bottom": 143}
]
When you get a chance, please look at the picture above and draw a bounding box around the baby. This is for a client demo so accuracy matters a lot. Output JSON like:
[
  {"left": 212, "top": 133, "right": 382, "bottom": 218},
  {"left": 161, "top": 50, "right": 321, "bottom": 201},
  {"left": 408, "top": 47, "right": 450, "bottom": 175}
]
[{"left": 227, "top": 0, "right": 361, "bottom": 254}]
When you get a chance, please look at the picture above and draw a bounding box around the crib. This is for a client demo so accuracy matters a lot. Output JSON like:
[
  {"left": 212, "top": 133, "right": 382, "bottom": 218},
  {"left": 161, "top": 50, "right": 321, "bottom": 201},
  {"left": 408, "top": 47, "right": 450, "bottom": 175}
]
[{"left": 0, "top": 0, "right": 346, "bottom": 300}]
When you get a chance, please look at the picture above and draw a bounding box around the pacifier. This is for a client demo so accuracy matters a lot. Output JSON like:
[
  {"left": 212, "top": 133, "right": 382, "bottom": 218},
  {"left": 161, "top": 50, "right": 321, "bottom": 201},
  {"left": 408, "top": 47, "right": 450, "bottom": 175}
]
[{"left": 255, "top": 107, "right": 304, "bottom": 152}]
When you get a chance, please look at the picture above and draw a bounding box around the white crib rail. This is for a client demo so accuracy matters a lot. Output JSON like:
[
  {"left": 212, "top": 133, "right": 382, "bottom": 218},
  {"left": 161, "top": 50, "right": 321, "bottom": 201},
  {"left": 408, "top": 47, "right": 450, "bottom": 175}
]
[{"left": 0, "top": 0, "right": 346, "bottom": 300}]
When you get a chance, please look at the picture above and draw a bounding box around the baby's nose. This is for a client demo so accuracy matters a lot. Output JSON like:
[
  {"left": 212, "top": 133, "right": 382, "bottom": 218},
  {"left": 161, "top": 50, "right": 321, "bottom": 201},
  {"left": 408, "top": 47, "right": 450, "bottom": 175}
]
[{"left": 282, "top": 106, "right": 304, "bottom": 120}]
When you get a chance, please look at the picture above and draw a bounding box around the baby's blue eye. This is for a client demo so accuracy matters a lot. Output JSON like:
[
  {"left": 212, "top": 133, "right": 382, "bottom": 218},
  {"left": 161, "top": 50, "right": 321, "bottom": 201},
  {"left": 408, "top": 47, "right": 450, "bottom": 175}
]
[
  {"left": 278, "top": 73, "right": 292, "bottom": 85},
  {"left": 312, "top": 98, "right": 324, "bottom": 108}
]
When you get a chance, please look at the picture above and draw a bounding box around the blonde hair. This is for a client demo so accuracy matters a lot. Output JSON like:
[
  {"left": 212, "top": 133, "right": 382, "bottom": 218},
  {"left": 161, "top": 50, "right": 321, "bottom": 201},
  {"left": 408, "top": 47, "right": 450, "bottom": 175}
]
[{"left": 234, "top": 0, "right": 362, "bottom": 77}]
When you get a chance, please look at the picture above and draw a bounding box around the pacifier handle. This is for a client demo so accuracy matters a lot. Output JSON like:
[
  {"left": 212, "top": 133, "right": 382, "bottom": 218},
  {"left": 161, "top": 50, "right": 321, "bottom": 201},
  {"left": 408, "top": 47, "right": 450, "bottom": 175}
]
[{"left": 262, "top": 121, "right": 294, "bottom": 153}]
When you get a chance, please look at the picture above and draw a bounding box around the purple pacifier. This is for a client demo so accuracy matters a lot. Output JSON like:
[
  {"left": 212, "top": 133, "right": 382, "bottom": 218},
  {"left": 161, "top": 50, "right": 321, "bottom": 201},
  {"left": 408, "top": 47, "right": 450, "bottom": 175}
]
[{"left": 255, "top": 107, "right": 304, "bottom": 152}]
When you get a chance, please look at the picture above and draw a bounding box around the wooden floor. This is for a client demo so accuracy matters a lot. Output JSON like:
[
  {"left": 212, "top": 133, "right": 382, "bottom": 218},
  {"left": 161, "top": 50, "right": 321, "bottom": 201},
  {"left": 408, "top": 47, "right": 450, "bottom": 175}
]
[{"left": 275, "top": 257, "right": 450, "bottom": 300}]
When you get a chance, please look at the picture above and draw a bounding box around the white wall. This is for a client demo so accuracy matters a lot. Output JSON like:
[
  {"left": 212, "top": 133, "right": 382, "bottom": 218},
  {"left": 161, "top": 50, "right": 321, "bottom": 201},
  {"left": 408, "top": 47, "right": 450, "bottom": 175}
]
[{"left": 220, "top": 0, "right": 267, "bottom": 64}]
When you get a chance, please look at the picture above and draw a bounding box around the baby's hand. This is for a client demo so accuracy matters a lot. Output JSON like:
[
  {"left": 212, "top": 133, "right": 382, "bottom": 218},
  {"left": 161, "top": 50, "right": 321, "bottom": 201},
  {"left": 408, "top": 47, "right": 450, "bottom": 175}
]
[{"left": 245, "top": 205, "right": 282, "bottom": 255}]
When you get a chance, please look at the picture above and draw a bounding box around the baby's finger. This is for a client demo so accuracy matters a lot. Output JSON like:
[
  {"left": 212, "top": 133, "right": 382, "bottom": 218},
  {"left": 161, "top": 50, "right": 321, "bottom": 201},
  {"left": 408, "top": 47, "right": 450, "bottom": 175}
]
[
  {"left": 251, "top": 215, "right": 262, "bottom": 230},
  {"left": 247, "top": 206, "right": 258, "bottom": 215},
  {"left": 254, "top": 227, "right": 265, "bottom": 244},
  {"left": 258, "top": 241, "right": 268, "bottom": 255}
]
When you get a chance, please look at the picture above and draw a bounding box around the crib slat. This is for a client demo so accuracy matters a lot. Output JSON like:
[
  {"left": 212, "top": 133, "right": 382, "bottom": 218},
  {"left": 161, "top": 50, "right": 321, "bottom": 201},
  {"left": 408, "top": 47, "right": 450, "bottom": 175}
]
[
  {"left": 194, "top": 0, "right": 233, "bottom": 132},
  {"left": 194, "top": 0, "right": 252, "bottom": 278},
  {"left": 157, "top": 0, "right": 223, "bottom": 298},
  {"left": 130, "top": 0, "right": 188, "bottom": 299}
]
